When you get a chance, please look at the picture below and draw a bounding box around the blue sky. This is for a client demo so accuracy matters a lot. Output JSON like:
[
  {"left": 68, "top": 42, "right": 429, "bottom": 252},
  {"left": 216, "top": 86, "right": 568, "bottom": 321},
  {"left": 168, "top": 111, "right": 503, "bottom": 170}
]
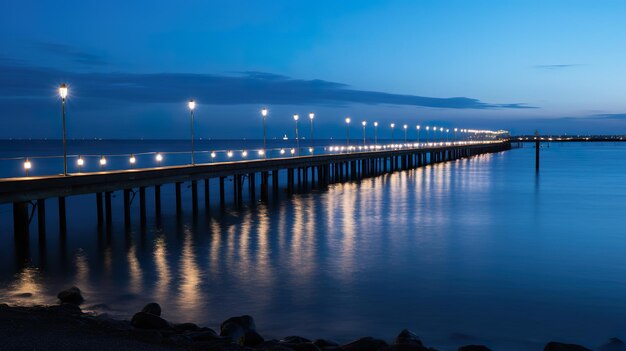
[{"left": 2, "top": 0, "right": 626, "bottom": 138}]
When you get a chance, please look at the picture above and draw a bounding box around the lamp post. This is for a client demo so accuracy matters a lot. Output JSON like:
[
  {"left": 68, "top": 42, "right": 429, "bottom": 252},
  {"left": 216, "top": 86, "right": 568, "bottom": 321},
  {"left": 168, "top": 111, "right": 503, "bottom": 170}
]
[
  {"left": 454, "top": 128, "right": 458, "bottom": 143},
  {"left": 345, "top": 117, "right": 351, "bottom": 148},
  {"left": 362, "top": 121, "right": 367, "bottom": 146},
  {"left": 294, "top": 114, "right": 299, "bottom": 155},
  {"left": 416, "top": 125, "right": 421, "bottom": 146},
  {"left": 77, "top": 156, "right": 84, "bottom": 172},
  {"left": 390, "top": 123, "right": 395, "bottom": 145},
  {"left": 403, "top": 124, "right": 408, "bottom": 144},
  {"left": 188, "top": 99, "right": 196, "bottom": 165},
  {"left": 309, "top": 112, "right": 314, "bottom": 150},
  {"left": 59, "top": 83, "right": 68, "bottom": 176},
  {"left": 374, "top": 121, "right": 378, "bottom": 145},
  {"left": 425, "top": 126, "right": 429, "bottom": 144},
  {"left": 261, "top": 107, "right": 268, "bottom": 158},
  {"left": 446, "top": 129, "right": 450, "bottom": 142},
  {"left": 440, "top": 127, "right": 444, "bottom": 144}
]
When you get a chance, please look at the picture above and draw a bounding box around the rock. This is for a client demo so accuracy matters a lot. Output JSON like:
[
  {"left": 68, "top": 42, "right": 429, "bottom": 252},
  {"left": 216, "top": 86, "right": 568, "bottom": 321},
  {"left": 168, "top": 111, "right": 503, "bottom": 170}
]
[
  {"left": 49, "top": 303, "right": 82, "bottom": 315},
  {"left": 141, "top": 302, "right": 162, "bottom": 316},
  {"left": 395, "top": 330, "right": 423, "bottom": 346},
  {"left": 342, "top": 337, "right": 388, "bottom": 351},
  {"left": 243, "top": 330, "right": 265, "bottom": 347},
  {"left": 313, "top": 339, "right": 339, "bottom": 348},
  {"left": 282, "top": 336, "right": 312, "bottom": 344},
  {"left": 458, "top": 346, "right": 492, "bottom": 351},
  {"left": 544, "top": 342, "right": 592, "bottom": 351},
  {"left": 94, "top": 314, "right": 132, "bottom": 331},
  {"left": 280, "top": 343, "right": 320, "bottom": 351},
  {"left": 599, "top": 338, "right": 626, "bottom": 351},
  {"left": 380, "top": 344, "right": 430, "bottom": 351},
  {"left": 57, "top": 286, "right": 84, "bottom": 304},
  {"left": 174, "top": 322, "right": 200, "bottom": 332},
  {"left": 186, "top": 329, "right": 223, "bottom": 342},
  {"left": 14, "top": 292, "right": 33, "bottom": 298},
  {"left": 131, "top": 311, "right": 171, "bottom": 330},
  {"left": 320, "top": 347, "right": 343, "bottom": 351},
  {"left": 220, "top": 315, "right": 256, "bottom": 342},
  {"left": 130, "top": 328, "right": 163, "bottom": 343}
]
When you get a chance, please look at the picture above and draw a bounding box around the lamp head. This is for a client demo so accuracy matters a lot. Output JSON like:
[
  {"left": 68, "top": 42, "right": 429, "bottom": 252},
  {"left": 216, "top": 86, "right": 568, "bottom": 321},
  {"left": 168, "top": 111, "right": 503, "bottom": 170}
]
[
  {"left": 188, "top": 99, "right": 196, "bottom": 111},
  {"left": 374, "top": 121, "right": 378, "bottom": 127},
  {"left": 293, "top": 114, "right": 299, "bottom": 121},
  {"left": 261, "top": 107, "right": 268, "bottom": 117},
  {"left": 345, "top": 117, "right": 351, "bottom": 124},
  {"left": 309, "top": 112, "right": 314, "bottom": 120},
  {"left": 59, "top": 83, "right": 68, "bottom": 99},
  {"left": 391, "top": 123, "right": 395, "bottom": 128},
  {"left": 362, "top": 121, "right": 367, "bottom": 126}
]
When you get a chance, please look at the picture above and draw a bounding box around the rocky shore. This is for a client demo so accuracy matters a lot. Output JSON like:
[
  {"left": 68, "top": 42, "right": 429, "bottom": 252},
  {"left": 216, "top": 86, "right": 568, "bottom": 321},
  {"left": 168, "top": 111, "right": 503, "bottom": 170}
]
[{"left": 0, "top": 286, "right": 624, "bottom": 351}]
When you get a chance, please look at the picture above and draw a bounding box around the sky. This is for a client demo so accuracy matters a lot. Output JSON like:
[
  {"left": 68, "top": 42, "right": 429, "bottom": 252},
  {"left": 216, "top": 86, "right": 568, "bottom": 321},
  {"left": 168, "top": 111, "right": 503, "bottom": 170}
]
[{"left": 2, "top": 0, "right": 626, "bottom": 139}]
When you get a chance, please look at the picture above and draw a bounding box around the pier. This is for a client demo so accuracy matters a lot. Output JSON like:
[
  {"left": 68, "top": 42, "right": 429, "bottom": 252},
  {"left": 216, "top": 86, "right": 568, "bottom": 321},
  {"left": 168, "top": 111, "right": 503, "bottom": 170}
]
[{"left": 1, "top": 141, "right": 511, "bottom": 240}]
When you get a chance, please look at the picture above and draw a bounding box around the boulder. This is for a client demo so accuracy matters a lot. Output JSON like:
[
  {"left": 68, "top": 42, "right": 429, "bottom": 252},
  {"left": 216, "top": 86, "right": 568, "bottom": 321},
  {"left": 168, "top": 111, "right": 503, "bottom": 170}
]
[
  {"left": 313, "top": 339, "right": 339, "bottom": 348},
  {"left": 342, "top": 337, "right": 388, "bottom": 351},
  {"left": 280, "top": 343, "right": 320, "bottom": 351},
  {"left": 141, "top": 302, "right": 162, "bottom": 316},
  {"left": 174, "top": 322, "right": 200, "bottom": 332},
  {"left": 186, "top": 329, "right": 222, "bottom": 342},
  {"left": 220, "top": 315, "right": 256, "bottom": 342},
  {"left": 243, "top": 330, "right": 265, "bottom": 347},
  {"left": 458, "top": 346, "right": 492, "bottom": 351},
  {"left": 131, "top": 311, "right": 171, "bottom": 330},
  {"left": 282, "top": 336, "right": 312, "bottom": 344},
  {"left": 599, "top": 338, "right": 626, "bottom": 351},
  {"left": 395, "top": 330, "right": 423, "bottom": 346},
  {"left": 544, "top": 342, "right": 592, "bottom": 351},
  {"left": 57, "top": 286, "right": 84, "bottom": 304}
]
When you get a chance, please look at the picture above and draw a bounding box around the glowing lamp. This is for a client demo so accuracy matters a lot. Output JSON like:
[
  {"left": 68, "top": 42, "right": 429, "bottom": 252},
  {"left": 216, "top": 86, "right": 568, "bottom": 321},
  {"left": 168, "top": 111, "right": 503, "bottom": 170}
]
[
  {"left": 188, "top": 99, "right": 196, "bottom": 111},
  {"left": 77, "top": 157, "right": 84, "bottom": 166},
  {"left": 156, "top": 153, "right": 163, "bottom": 162},
  {"left": 309, "top": 112, "right": 314, "bottom": 120},
  {"left": 59, "top": 83, "right": 68, "bottom": 99},
  {"left": 293, "top": 114, "right": 299, "bottom": 121},
  {"left": 129, "top": 155, "right": 136, "bottom": 164},
  {"left": 261, "top": 107, "right": 268, "bottom": 117}
]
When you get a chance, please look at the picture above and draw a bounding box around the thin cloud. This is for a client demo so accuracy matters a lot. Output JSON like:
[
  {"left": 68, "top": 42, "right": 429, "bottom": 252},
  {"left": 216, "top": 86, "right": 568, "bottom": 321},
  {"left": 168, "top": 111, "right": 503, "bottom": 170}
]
[
  {"left": 0, "top": 63, "right": 535, "bottom": 109},
  {"left": 533, "top": 64, "right": 583, "bottom": 70},
  {"left": 32, "top": 42, "right": 108, "bottom": 67}
]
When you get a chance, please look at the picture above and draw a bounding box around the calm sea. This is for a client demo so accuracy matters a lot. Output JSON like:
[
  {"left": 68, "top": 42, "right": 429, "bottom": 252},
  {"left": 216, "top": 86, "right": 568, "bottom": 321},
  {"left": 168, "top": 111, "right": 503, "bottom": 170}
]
[{"left": 1, "top": 140, "right": 625, "bottom": 351}]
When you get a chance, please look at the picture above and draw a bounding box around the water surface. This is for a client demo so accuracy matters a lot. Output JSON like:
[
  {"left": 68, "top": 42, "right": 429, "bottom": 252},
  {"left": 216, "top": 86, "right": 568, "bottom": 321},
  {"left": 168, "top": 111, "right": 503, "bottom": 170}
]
[{"left": 1, "top": 141, "right": 625, "bottom": 350}]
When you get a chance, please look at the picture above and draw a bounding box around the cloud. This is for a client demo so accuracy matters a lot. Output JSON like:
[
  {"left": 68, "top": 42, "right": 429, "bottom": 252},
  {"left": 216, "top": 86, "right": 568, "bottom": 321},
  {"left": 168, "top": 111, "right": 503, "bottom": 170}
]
[
  {"left": 0, "top": 62, "right": 534, "bottom": 109},
  {"left": 533, "top": 64, "right": 583, "bottom": 70},
  {"left": 32, "top": 42, "right": 108, "bottom": 67}
]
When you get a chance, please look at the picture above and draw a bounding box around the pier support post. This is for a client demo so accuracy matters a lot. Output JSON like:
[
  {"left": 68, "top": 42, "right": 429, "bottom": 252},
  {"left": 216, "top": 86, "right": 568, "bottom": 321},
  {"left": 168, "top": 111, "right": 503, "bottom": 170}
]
[
  {"left": 37, "top": 199, "right": 46, "bottom": 238},
  {"left": 204, "top": 179, "right": 210, "bottom": 209},
  {"left": 96, "top": 192, "right": 103, "bottom": 225},
  {"left": 105, "top": 192, "right": 112, "bottom": 224},
  {"left": 175, "top": 182, "right": 182, "bottom": 214},
  {"left": 219, "top": 177, "right": 226, "bottom": 207},
  {"left": 155, "top": 185, "right": 161, "bottom": 218},
  {"left": 13, "top": 202, "right": 29, "bottom": 239},
  {"left": 123, "top": 189, "right": 131, "bottom": 227},
  {"left": 273, "top": 170, "right": 279, "bottom": 196},
  {"left": 139, "top": 187, "right": 146, "bottom": 225},
  {"left": 260, "top": 172, "right": 269, "bottom": 201},
  {"left": 191, "top": 180, "right": 198, "bottom": 215},
  {"left": 58, "top": 197, "right": 66, "bottom": 233},
  {"left": 535, "top": 132, "right": 540, "bottom": 172}
]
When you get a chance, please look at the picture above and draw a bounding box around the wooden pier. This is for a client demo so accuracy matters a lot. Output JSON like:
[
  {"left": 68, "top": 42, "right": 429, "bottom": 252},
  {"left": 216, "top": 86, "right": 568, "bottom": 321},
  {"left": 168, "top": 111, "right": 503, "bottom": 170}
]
[{"left": 1, "top": 141, "right": 511, "bottom": 239}]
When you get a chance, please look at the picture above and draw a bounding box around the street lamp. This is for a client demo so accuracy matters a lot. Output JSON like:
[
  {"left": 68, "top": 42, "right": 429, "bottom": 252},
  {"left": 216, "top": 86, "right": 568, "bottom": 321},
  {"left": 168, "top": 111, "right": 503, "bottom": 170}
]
[
  {"left": 403, "top": 124, "right": 408, "bottom": 144},
  {"left": 24, "top": 158, "right": 31, "bottom": 176},
  {"left": 454, "top": 128, "right": 458, "bottom": 143},
  {"left": 446, "top": 129, "right": 450, "bottom": 142},
  {"left": 391, "top": 123, "right": 395, "bottom": 145},
  {"left": 293, "top": 114, "right": 300, "bottom": 155},
  {"left": 374, "top": 121, "right": 378, "bottom": 145},
  {"left": 440, "top": 127, "right": 444, "bottom": 144},
  {"left": 100, "top": 156, "right": 107, "bottom": 170},
  {"left": 425, "top": 126, "right": 430, "bottom": 144},
  {"left": 309, "top": 112, "right": 315, "bottom": 150},
  {"left": 129, "top": 154, "right": 136, "bottom": 168},
  {"left": 59, "top": 83, "right": 68, "bottom": 176},
  {"left": 362, "top": 121, "right": 367, "bottom": 146},
  {"left": 261, "top": 107, "right": 268, "bottom": 158},
  {"left": 416, "top": 125, "right": 421, "bottom": 145},
  {"left": 77, "top": 156, "right": 84, "bottom": 172},
  {"left": 188, "top": 99, "right": 196, "bottom": 165},
  {"left": 345, "top": 117, "right": 351, "bottom": 147}
]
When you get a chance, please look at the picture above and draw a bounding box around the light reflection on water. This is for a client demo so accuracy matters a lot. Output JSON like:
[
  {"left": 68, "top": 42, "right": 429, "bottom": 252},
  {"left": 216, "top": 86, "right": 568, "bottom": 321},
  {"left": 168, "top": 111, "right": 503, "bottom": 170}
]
[{"left": 2, "top": 143, "right": 626, "bottom": 350}]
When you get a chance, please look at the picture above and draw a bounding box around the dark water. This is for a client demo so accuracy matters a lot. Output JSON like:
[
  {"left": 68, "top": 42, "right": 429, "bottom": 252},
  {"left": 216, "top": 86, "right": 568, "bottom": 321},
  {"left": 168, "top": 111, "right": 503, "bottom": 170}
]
[{"left": 1, "top": 141, "right": 626, "bottom": 350}]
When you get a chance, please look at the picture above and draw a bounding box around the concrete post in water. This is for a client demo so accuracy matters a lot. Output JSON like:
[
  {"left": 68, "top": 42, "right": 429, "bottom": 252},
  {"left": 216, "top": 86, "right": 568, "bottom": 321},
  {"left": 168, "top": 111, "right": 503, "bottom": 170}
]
[
  {"left": 535, "top": 130, "right": 540, "bottom": 172},
  {"left": 175, "top": 182, "right": 182, "bottom": 214},
  {"left": 139, "top": 187, "right": 146, "bottom": 225},
  {"left": 13, "top": 201, "right": 29, "bottom": 239},
  {"left": 37, "top": 199, "right": 46, "bottom": 238},
  {"left": 155, "top": 185, "right": 161, "bottom": 217},
  {"left": 191, "top": 180, "right": 198, "bottom": 215},
  {"left": 96, "top": 193, "right": 103, "bottom": 224},
  {"left": 58, "top": 197, "right": 66, "bottom": 233},
  {"left": 105, "top": 192, "right": 112, "bottom": 224},
  {"left": 123, "top": 189, "right": 131, "bottom": 227},
  {"left": 204, "top": 179, "right": 210, "bottom": 209},
  {"left": 219, "top": 177, "right": 226, "bottom": 207}
]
